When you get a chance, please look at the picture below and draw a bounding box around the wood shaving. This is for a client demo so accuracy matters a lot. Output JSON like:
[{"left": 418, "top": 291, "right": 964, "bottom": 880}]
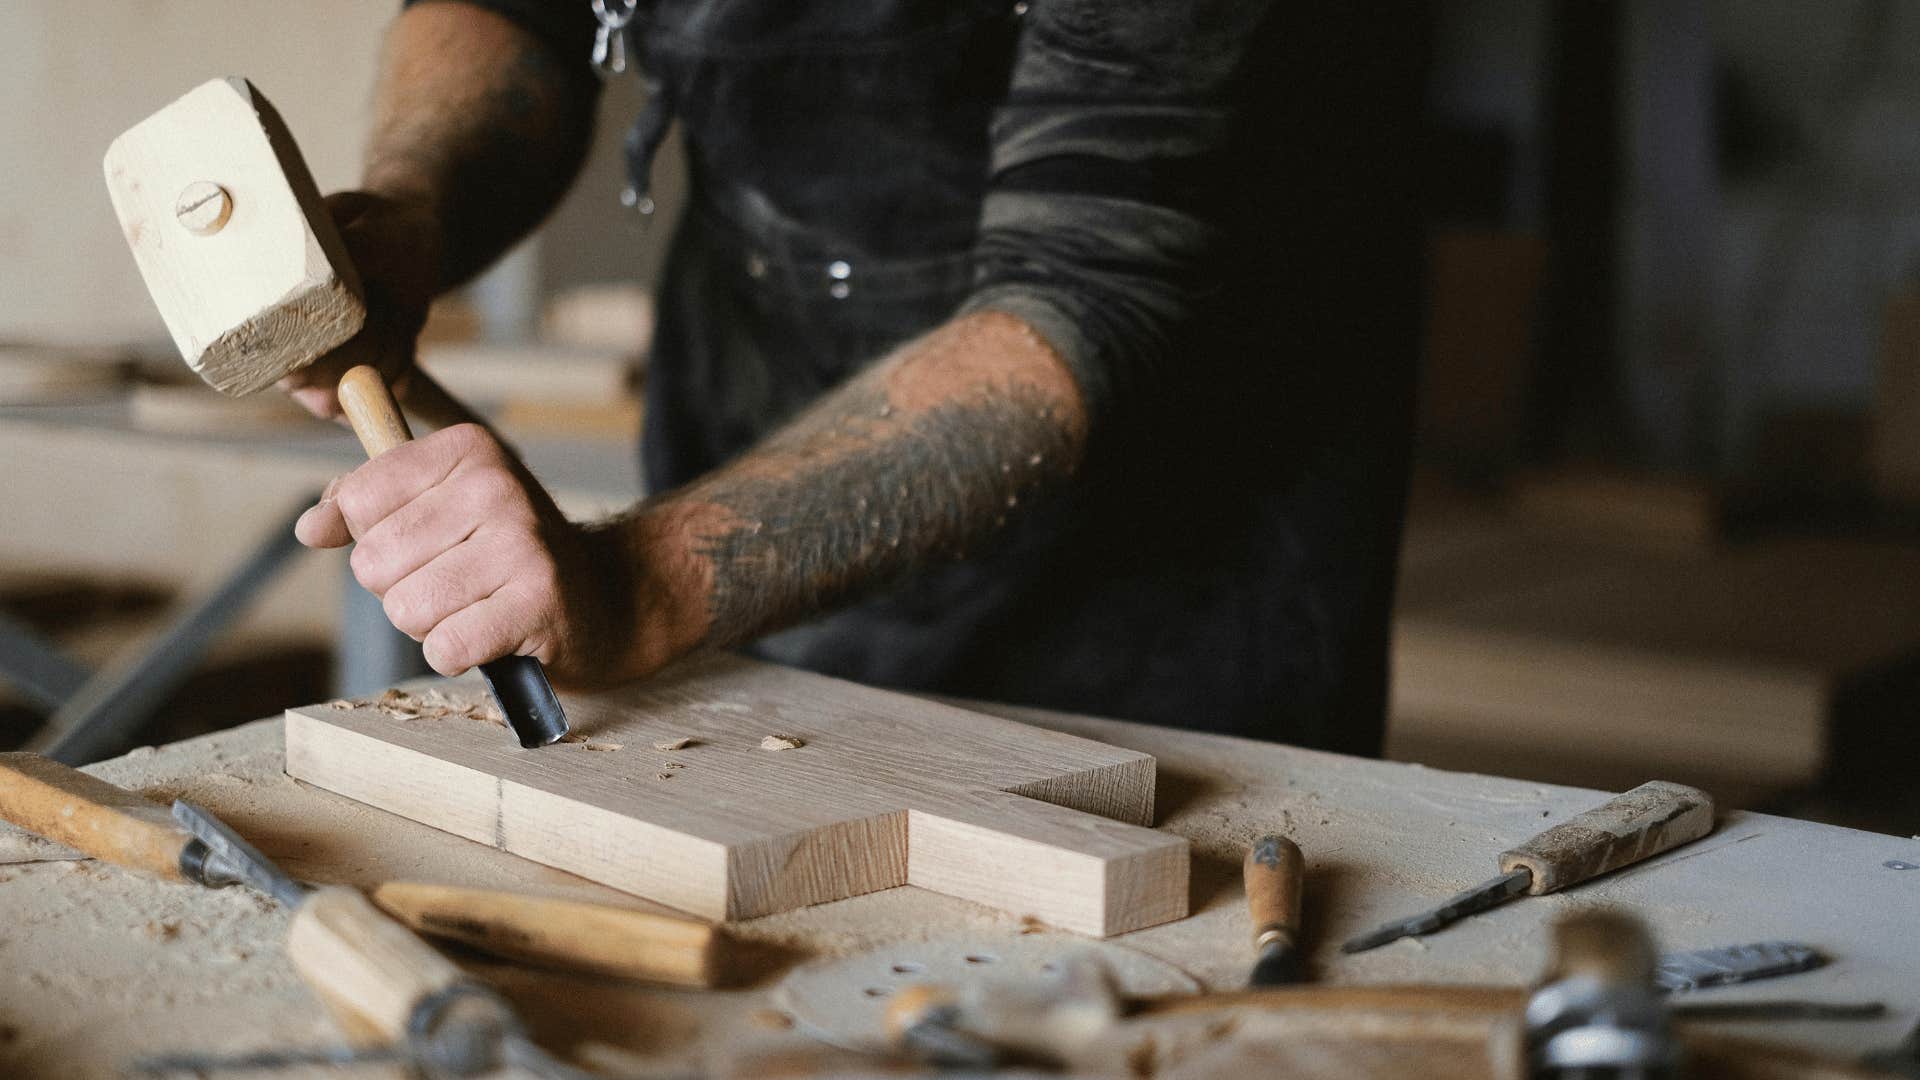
[
  {"left": 324, "top": 700, "right": 355, "bottom": 710},
  {"left": 582, "top": 743, "right": 622, "bottom": 752},
  {"left": 663, "top": 762, "right": 685, "bottom": 770},
  {"left": 759, "top": 734, "right": 804, "bottom": 751},
  {"left": 655, "top": 773, "right": 674, "bottom": 781},
  {"left": 653, "top": 737, "right": 694, "bottom": 751},
  {"left": 354, "top": 687, "right": 503, "bottom": 727}
]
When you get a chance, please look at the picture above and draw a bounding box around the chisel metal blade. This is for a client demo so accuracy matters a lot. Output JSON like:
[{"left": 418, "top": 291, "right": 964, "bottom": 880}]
[{"left": 1342, "top": 868, "right": 1532, "bottom": 954}]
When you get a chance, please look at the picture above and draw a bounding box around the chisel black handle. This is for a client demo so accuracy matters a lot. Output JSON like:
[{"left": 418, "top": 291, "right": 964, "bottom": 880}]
[
  {"left": 1500, "top": 780, "right": 1715, "bottom": 894},
  {"left": 338, "top": 365, "right": 570, "bottom": 748},
  {"left": 479, "top": 655, "right": 570, "bottom": 748}
]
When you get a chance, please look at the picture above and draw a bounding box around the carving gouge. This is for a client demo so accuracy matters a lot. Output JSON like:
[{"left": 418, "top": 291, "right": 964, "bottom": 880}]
[
  {"left": 0, "top": 753, "right": 721, "bottom": 987},
  {"left": 1244, "top": 834, "right": 1307, "bottom": 985},
  {"left": 1342, "top": 780, "right": 1715, "bottom": 954}
]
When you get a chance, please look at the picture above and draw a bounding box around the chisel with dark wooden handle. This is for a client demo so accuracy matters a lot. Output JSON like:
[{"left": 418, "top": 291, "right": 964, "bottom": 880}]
[
  {"left": 0, "top": 753, "right": 720, "bottom": 987},
  {"left": 1342, "top": 780, "right": 1716, "bottom": 954},
  {"left": 336, "top": 364, "right": 570, "bottom": 749},
  {"left": 1244, "top": 834, "right": 1306, "bottom": 985}
]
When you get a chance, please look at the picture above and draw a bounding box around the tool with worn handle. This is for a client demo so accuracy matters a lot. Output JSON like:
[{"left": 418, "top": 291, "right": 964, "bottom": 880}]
[
  {"left": 0, "top": 753, "right": 719, "bottom": 987},
  {"left": 335, "top": 365, "right": 570, "bottom": 747},
  {"left": 1342, "top": 781, "right": 1715, "bottom": 954},
  {"left": 1244, "top": 833, "right": 1306, "bottom": 986},
  {"left": 104, "top": 76, "right": 568, "bottom": 749}
]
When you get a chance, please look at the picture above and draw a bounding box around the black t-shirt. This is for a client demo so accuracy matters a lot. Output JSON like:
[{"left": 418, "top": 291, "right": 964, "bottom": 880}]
[{"left": 427, "top": 0, "right": 1427, "bottom": 754}]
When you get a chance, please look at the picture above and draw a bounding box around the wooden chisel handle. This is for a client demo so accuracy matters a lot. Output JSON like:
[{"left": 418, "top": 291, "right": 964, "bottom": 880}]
[
  {"left": 288, "top": 885, "right": 515, "bottom": 1043},
  {"left": 1244, "top": 834, "right": 1305, "bottom": 951},
  {"left": 371, "top": 881, "right": 725, "bottom": 988},
  {"left": 1500, "top": 780, "right": 1715, "bottom": 895},
  {"left": 0, "top": 752, "right": 192, "bottom": 882}
]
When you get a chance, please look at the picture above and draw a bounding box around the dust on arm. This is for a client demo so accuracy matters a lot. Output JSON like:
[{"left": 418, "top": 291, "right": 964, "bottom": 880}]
[{"left": 623, "top": 311, "right": 1089, "bottom": 662}]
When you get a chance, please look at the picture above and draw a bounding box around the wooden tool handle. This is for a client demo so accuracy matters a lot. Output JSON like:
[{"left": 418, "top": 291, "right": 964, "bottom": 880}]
[
  {"left": 0, "top": 752, "right": 191, "bottom": 882},
  {"left": 371, "top": 881, "right": 724, "bottom": 988},
  {"left": 1500, "top": 780, "right": 1715, "bottom": 895},
  {"left": 1244, "top": 834, "right": 1305, "bottom": 948},
  {"left": 337, "top": 364, "right": 414, "bottom": 457},
  {"left": 287, "top": 885, "right": 496, "bottom": 1040}
]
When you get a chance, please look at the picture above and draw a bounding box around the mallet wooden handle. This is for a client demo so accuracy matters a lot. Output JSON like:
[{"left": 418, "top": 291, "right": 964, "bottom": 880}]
[
  {"left": 0, "top": 752, "right": 192, "bottom": 881},
  {"left": 1500, "top": 780, "right": 1715, "bottom": 895},
  {"left": 337, "top": 364, "right": 414, "bottom": 458},
  {"left": 1244, "top": 834, "right": 1305, "bottom": 951},
  {"left": 371, "top": 882, "right": 724, "bottom": 988}
]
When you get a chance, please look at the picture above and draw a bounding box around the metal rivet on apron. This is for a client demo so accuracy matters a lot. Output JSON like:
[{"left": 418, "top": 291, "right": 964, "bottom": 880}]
[
  {"left": 746, "top": 252, "right": 769, "bottom": 279},
  {"left": 828, "top": 260, "right": 852, "bottom": 280},
  {"left": 1012, "top": 1, "right": 1029, "bottom": 15},
  {"left": 829, "top": 281, "right": 851, "bottom": 299},
  {"left": 619, "top": 185, "right": 656, "bottom": 215}
]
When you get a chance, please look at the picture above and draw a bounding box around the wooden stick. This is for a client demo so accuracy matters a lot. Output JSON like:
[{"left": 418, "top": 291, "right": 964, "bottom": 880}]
[
  {"left": 371, "top": 882, "right": 724, "bottom": 988},
  {"left": 0, "top": 752, "right": 191, "bottom": 882},
  {"left": 337, "top": 364, "right": 414, "bottom": 458}
]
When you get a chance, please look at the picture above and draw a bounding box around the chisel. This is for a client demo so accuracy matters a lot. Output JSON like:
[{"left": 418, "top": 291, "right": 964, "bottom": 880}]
[
  {"left": 0, "top": 752, "right": 720, "bottom": 987},
  {"left": 1243, "top": 834, "right": 1307, "bottom": 985},
  {"left": 1342, "top": 780, "right": 1715, "bottom": 954}
]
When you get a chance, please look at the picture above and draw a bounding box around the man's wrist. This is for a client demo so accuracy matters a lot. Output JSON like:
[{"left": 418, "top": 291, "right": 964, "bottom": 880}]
[{"left": 594, "top": 500, "right": 719, "bottom": 680}]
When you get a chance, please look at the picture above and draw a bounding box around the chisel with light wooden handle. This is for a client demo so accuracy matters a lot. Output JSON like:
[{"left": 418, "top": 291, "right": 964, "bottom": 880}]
[
  {"left": 1244, "top": 834, "right": 1306, "bottom": 986},
  {"left": 1342, "top": 780, "right": 1715, "bottom": 954},
  {"left": 0, "top": 753, "right": 721, "bottom": 987}
]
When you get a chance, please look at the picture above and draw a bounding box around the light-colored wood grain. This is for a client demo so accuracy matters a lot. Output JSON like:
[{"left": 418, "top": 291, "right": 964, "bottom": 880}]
[
  {"left": 286, "top": 885, "right": 489, "bottom": 1040},
  {"left": 0, "top": 753, "right": 189, "bottom": 881},
  {"left": 285, "top": 655, "right": 1188, "bottom": 936},
  {"left": 103, "top": 77, "right": 364, "bottom": 396},
  {"left": 337, "top": 364, "right": 412, "bottom": 457},
  {"left": 370, "top": 881, "right": 722, "bottom": 988}
]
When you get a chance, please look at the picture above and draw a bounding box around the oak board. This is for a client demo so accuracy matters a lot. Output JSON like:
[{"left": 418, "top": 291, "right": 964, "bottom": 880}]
[{"left": 285, "top": 655, "right": 1188, "bottom": 936}]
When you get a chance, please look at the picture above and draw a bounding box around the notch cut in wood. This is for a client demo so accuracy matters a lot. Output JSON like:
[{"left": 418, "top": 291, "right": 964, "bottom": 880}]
[
  {"left": 285, "top": 655, "right": 1190, "bottom": 937},
  {"left": 104, "top": 77, "right": 364, "bottom": 396}
]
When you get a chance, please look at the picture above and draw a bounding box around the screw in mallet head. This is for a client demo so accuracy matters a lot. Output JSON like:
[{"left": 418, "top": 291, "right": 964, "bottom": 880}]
[{"left": 174, "top": 181, "right": 232, "bottom": 235}]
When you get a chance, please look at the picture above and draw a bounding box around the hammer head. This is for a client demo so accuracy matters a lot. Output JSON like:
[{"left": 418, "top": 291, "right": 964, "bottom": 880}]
[{"left": 104, "top": 77, "right": 364, "bottom": 396}]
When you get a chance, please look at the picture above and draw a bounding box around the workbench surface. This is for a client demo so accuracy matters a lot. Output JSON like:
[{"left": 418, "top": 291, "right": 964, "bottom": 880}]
[{"left": 0, "top": 693, "right": 1914, "bottom": 1077}]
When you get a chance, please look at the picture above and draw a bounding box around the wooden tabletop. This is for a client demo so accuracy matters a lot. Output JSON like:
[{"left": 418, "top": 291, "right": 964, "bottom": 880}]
[{"left": 0, "top": 692, "right": 1915, "bottom": 1077}]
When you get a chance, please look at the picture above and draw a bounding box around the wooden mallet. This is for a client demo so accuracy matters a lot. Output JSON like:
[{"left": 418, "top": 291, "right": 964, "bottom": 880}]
[{"left": 104, "top": 77, "right": 567, "bottom": 747}]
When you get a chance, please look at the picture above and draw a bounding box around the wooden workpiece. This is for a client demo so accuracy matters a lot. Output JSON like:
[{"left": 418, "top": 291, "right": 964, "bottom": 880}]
[
  {"left": 1, "top": 700, "right": 1913, "bottom": 1078},
  {"left": 285, "top": 655, "right": 1189, "bottom": 936}
]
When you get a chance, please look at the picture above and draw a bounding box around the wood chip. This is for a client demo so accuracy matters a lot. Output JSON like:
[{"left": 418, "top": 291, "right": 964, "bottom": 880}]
[
  {"left": 653, "top": 737, "right": 694, "bottom": 751},
  {"left": 582, "top": 742, "right": 622, "bottom": 752},
  {"left": 656, "top": 772, "right": 675, "bottom": 780},
  {"left": 759, "top": 734, "right": 804, "bottom": 751}
]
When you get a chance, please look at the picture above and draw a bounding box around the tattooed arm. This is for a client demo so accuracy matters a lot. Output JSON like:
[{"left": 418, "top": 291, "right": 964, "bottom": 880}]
[
  {"left": 283, "top": 0, "right": 599, "bottom": 418},
  {"left": 294, "top": 310, "right": 1087, "bottom": 686},
  {"left": 630, "top": 311, "right": 1087, "bottom": 662}
]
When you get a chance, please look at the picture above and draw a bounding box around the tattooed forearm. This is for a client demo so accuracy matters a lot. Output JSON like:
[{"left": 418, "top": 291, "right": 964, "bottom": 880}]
[
  {"left": 363, "top": 2, "right": 598, "bottom": 288},
  {"left": 639, "top": 312, "right": 1089, "bottom": 652}
]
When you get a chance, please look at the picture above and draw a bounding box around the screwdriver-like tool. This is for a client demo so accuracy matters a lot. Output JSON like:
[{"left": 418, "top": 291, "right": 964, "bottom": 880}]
[
  {"left": 1342, "top": 781, "right": 1715, "bottom": 955},
  {"left": 1244, "top": 834, "right": 1307, "bottom": 986}
]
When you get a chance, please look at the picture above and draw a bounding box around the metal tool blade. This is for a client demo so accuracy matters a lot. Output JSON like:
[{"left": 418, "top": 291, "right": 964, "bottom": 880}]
[
  {"left": 1248, "top": 940, "right": 1302, "bottom": 987},
  {"left": 479, "top": 656, "right": 570, "bottom": 748},
  {"left": 169, "top": 800, "right": 308, "bottom": 907},
  {"left": 1653, "top": 941, "right": 1825, "bottom": 993},
  {"left": 1341, "top": 867, "right": 1532, "bottom": 954}
]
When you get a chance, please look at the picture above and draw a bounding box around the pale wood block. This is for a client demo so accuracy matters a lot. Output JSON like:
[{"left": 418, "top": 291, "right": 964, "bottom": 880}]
[
  {"left": 103, "top": 77, "right": 363, "bottom": 395},
  {"left": 284, "top": 711, "right": 501, "bottom": 848},
  {"left": 909, "top": 792, "right": 1189, "bottom": 937},
  {"left": 284, "top": 656, "right": 1187, "bottom": 935}
]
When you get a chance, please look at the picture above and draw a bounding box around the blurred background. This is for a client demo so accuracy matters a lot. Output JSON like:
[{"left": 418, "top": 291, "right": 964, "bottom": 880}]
[{"left": 0, "top": 2, "right": 1916, "bottom": 832}]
